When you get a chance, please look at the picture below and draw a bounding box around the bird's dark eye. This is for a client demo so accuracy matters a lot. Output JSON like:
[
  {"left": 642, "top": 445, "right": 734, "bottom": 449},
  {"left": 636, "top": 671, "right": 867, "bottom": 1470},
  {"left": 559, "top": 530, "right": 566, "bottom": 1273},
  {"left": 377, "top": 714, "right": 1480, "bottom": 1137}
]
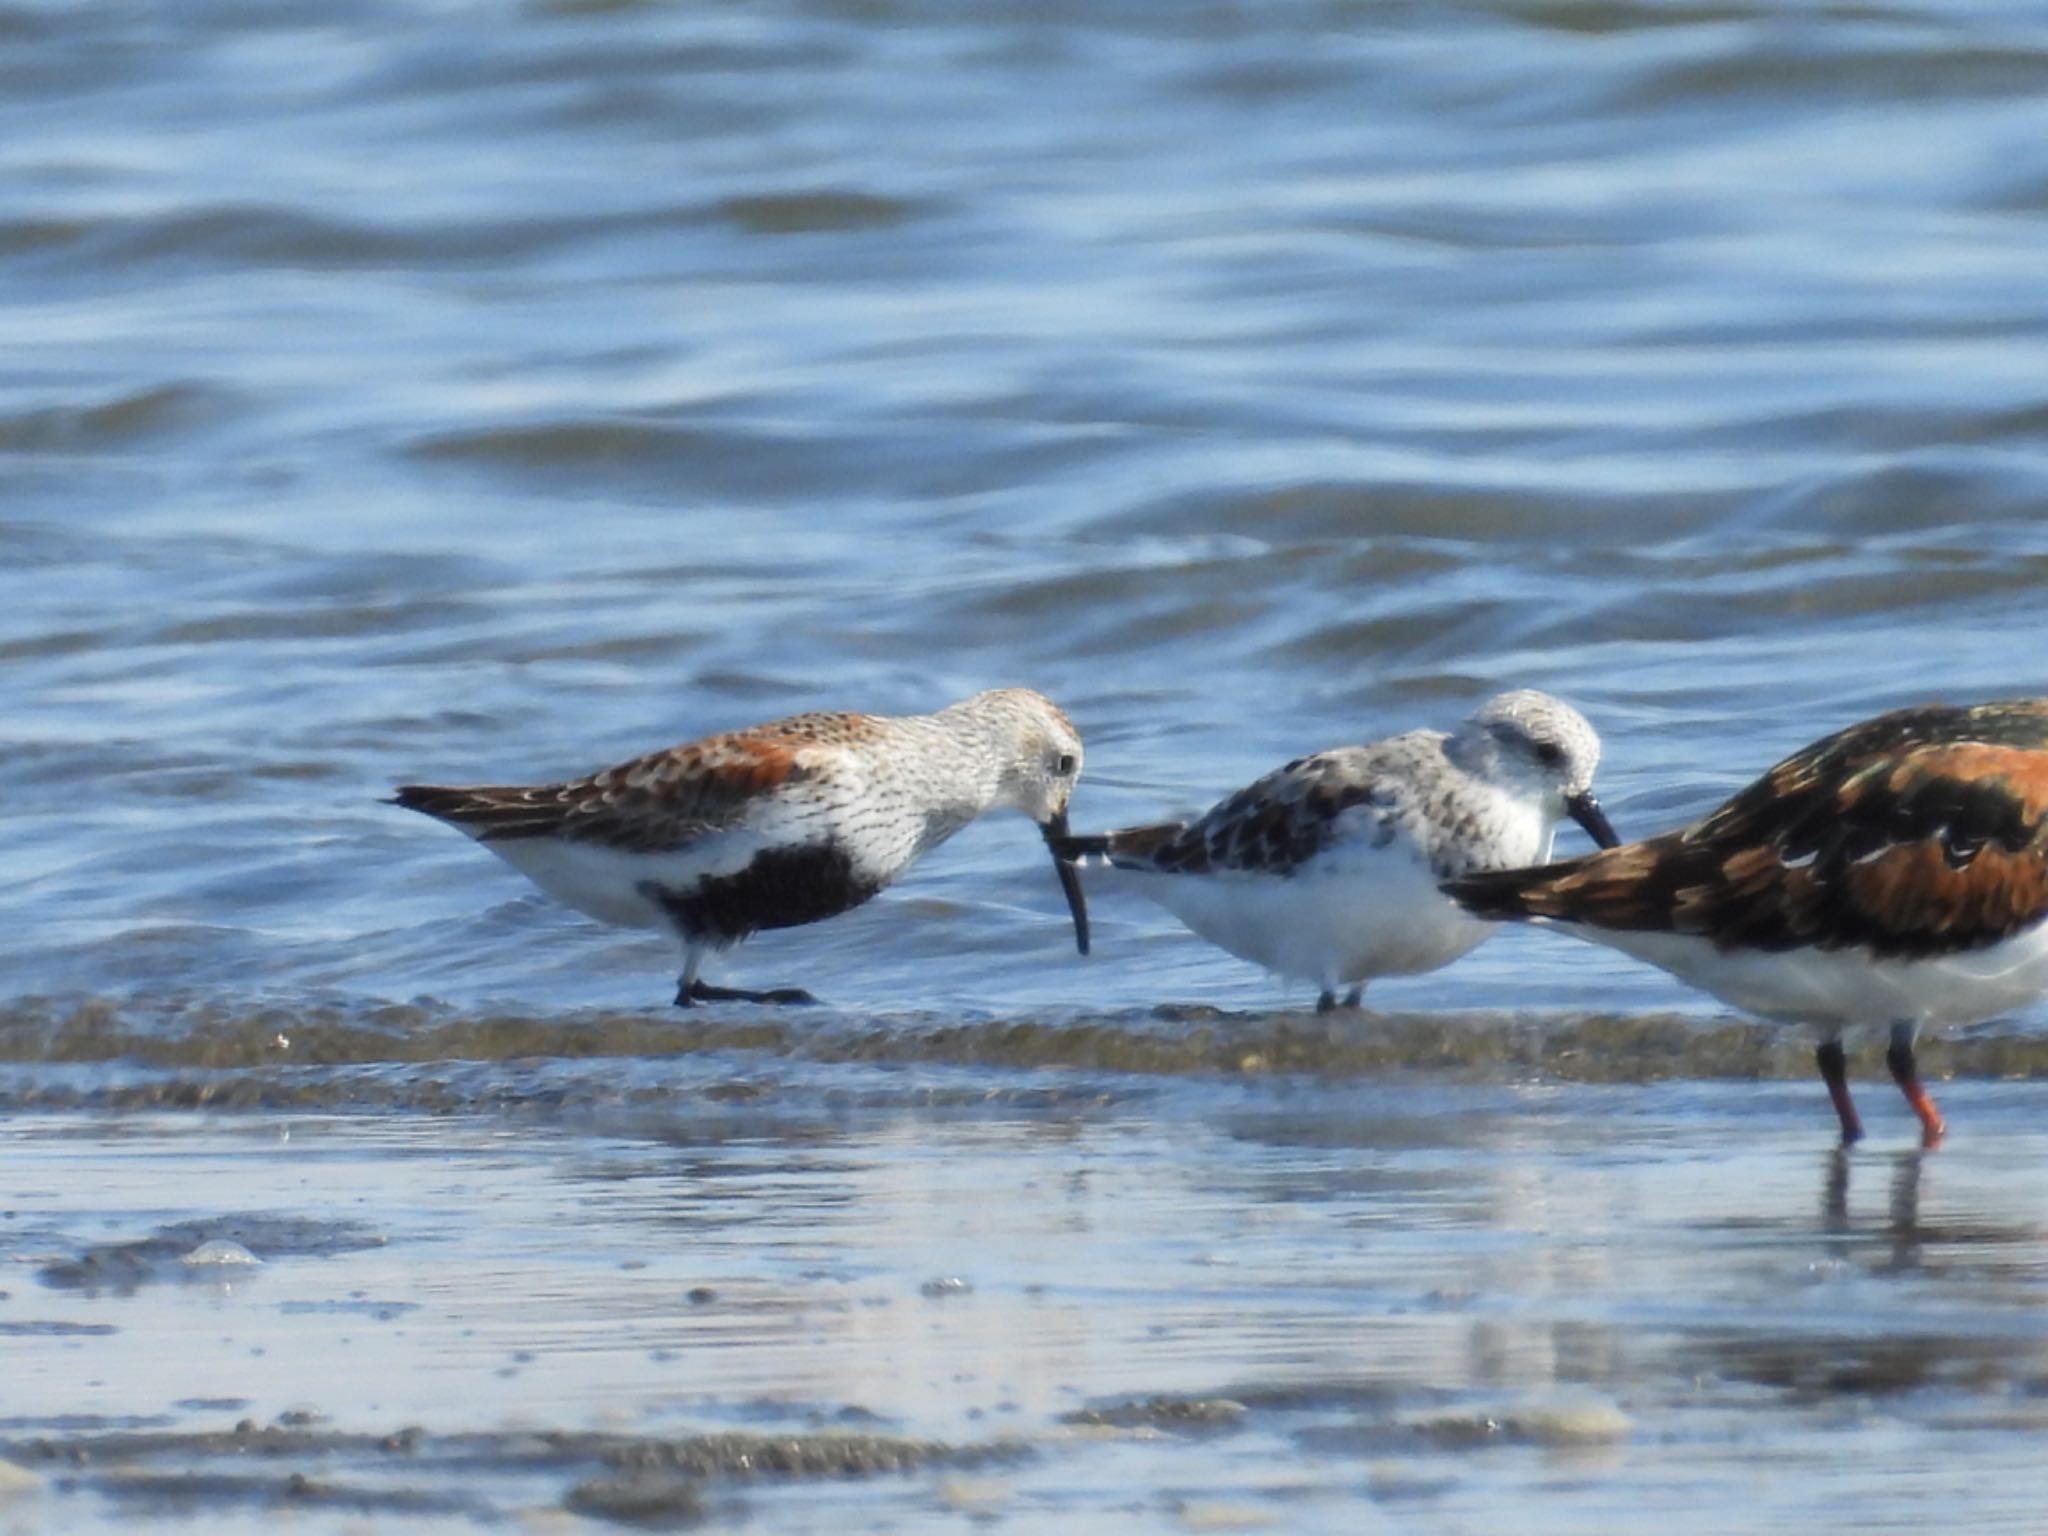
[
  {"left": 1055, "top": 753, "right": 1077, "bottom": 777},
  {"left": 1534, "top": 741, "right": 1566, "bottom": 768}
]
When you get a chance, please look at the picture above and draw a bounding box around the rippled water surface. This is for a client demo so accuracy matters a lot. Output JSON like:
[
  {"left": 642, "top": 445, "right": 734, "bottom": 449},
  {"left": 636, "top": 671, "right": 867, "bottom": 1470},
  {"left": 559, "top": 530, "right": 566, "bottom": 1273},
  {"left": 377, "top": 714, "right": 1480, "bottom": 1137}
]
[{"left": 8, "top": 0, "right": 2048, "bottom": 1528}]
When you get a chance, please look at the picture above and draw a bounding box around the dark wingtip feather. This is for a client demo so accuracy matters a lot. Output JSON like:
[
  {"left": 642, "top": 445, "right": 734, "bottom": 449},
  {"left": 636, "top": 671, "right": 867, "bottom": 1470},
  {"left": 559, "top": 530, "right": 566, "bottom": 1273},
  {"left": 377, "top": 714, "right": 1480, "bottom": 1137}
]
[
  {"left": 389, "top": 783, "right": 486, "bottom": 823},
  {"left": 388, "top": 781, "right": 573, "bottom": 839}
]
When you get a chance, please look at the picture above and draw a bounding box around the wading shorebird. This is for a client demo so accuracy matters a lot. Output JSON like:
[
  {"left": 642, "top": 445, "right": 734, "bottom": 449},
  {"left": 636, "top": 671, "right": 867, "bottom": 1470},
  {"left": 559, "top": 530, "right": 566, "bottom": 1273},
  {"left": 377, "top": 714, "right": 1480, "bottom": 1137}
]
[
  {"left": 1054, "top": 691, "right": 1617, "bottom": 1012},
  {"left": 393, "top": 688, "right": 1090, "bottom": 1006},
  {"left": 1444, "top": 699, "right": 2048, "bottom": 1148}
]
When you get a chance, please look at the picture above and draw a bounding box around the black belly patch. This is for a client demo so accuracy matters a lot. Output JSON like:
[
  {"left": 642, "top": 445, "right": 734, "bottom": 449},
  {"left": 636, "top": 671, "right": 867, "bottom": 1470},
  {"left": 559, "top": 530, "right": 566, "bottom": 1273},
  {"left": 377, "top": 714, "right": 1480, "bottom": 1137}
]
[{"left": 640, "top": 843, "right": 882, "bottom": 943}]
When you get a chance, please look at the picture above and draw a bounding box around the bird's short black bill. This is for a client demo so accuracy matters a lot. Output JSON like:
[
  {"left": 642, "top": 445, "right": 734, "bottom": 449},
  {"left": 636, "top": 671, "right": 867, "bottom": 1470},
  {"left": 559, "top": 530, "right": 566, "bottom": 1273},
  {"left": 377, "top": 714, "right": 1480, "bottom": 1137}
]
[
  {"left": 1043, "top": 814, "right": 1092, "bottom": 955},
  {"left": 1568, "top": 791, "right": 1620, "bottom": 849}
]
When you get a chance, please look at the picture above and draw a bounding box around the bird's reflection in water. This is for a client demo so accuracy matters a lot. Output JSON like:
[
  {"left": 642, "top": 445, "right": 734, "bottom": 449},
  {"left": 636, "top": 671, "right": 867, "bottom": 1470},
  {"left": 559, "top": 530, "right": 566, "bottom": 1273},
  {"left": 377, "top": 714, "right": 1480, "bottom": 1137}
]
[{"left": 1819, "top": 1146, "right": 1927, "bottom": 1272}]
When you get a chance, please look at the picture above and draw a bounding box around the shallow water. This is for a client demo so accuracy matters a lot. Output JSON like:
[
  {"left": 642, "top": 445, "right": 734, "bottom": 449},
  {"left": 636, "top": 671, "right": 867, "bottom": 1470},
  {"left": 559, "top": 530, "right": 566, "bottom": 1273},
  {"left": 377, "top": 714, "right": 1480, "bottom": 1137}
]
[
  {"left": 9, "top": 0, "right": 2048, "bottom": 1529},
  {"left": 9, "top": 1081, "right": 2048, "bottom": 1532}
]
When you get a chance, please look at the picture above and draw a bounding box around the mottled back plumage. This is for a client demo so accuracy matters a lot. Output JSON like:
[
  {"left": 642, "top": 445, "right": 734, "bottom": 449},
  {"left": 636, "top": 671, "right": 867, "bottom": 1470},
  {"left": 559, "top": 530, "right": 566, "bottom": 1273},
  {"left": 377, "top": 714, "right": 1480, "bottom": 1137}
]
[
  {"left": 1081, "top": 689, "right": 1608, "bottom": 884},
  {"left": 392, "top": 712, "right": 870, "bottom": 854},
  {"left": 1447, "top": 700, "right": 2048, "bottom": 962},
  {"left": 1085, "top": 736, "right": 1465, "bottom": 880}
]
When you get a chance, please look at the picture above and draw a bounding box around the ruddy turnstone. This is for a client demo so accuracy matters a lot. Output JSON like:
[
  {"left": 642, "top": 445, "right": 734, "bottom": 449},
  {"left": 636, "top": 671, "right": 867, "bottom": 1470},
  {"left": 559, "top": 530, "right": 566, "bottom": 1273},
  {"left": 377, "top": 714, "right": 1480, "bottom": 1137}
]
[
  {"left": 393, "top": 688, "right": 1090, "bottom": 1006},
  {"left": 1444, "top": 699, "right": 2048, "bottom": 1147},
  {"left": 1054, "top": 691, "right": 1617, "bottom": 1011}
]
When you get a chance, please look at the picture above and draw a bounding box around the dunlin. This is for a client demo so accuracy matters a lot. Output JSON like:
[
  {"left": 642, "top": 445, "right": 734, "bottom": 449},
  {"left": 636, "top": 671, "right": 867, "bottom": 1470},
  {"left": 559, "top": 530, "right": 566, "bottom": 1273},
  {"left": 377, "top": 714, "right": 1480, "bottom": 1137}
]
[{"left": 394, "top": 688, "right": 1089, "bottom": 1005}]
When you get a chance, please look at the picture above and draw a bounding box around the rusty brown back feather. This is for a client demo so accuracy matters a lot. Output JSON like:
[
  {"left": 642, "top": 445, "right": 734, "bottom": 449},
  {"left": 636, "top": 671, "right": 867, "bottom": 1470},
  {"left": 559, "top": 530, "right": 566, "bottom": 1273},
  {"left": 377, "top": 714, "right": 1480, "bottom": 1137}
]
[
  {"left": 1447, "top": 700, "right": 2048, "bottom": 959},
  {"left": 392, "top": 712, "right": 871, "bottom": 853}
]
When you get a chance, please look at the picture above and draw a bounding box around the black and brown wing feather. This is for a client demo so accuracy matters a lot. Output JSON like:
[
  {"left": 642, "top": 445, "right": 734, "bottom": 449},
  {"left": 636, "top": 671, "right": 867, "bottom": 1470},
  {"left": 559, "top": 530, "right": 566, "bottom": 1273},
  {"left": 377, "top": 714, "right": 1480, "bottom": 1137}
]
[
  {"left": 392, "top": 715, "right": 860, "bottom": 853},
  {"left": 1080, "top": 748, "right": 1407, "bottom": 878},
  {"left": 1447, "top": 701, "right": 2048, "bottom": 960}
]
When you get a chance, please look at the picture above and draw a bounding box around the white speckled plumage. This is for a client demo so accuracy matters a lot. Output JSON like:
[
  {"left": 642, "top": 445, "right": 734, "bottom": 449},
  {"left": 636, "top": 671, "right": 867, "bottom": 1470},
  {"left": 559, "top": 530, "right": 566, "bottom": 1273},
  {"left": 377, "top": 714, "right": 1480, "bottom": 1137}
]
[
  {"left": 1061, "top": 690, "right": 1617, "bottom": 1009},
  {"left": 393, "top": 688, "right": 1089, "bottom": 1005}
]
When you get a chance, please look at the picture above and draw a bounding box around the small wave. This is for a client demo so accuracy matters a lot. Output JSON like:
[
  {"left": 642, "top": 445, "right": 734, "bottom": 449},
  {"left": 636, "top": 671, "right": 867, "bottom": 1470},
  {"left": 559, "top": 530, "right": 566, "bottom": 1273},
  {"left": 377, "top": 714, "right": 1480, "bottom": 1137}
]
[
  {"left": 0, "top": 382, "right": 232, "bottom": 455},
  {"left": 74, "top": 203, "right": 595, "bottom": 271},
  {"left": 1, "top": 997, "right": 2041, "bottom": 1096},
  {"left": 0, "top": 215, "right": 92, "bottom": 256},
  {"left": 405, "top": 418, "right": 736, "bottom": 470},
  {"left": 146, "top": 595, "right": 478, "bottom": 646},
  {"left": 400, "top": 415, "right": 907, "bottom": 501},
  {"left": 65, "top": 191, "right": 925, "bottom": 275},
  {"left": 1759, "top": 458, "right": 2048, "bottom": 540},
  {"left": 1087, "top": 478, "right": 1733, "bottom": 546},
  {"left": 712, "top": 190, "right": 932, "bottom": 235},
  {"left": 1491, "top": 0, "right": 1768, "bottom": 35},
  {"left": 1599, "top": 37, "right": 2048, "bottom": 115}
]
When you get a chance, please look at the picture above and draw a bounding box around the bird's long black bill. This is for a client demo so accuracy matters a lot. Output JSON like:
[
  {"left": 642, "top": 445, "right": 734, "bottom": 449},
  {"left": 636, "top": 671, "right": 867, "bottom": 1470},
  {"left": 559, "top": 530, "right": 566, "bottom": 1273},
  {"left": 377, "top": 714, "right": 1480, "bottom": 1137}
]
[
  {"left": 1567, "top": 791, "right": 1620, "bottom": 849},
  {"left": 1043, "top": 814, "right": 1092, "bottom": 955}
]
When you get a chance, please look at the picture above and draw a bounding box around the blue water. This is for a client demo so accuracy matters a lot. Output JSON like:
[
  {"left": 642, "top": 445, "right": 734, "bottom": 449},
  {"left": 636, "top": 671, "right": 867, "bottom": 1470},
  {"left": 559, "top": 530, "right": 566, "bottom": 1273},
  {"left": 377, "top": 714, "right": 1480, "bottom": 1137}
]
[
  {"left": 12, "top": 1, "right": 2048, "bottom": 1018},
  {"left": 7, "top": 1, "right": 2048, "bottom": 1528}
]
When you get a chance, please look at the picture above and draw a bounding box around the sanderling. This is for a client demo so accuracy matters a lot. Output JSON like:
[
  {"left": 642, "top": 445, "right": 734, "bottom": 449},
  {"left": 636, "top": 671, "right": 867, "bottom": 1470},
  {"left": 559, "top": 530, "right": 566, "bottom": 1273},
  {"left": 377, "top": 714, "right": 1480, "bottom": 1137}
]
[
  {"left": 1444, "top": 698, "right": 2048, "bottom": 1147},
  {"left": 393, "top": 688, "right": 1089, "bottom": 1006},
  {"left": 1054, "top": 690, "right": 1617, "bottom": 1011}
]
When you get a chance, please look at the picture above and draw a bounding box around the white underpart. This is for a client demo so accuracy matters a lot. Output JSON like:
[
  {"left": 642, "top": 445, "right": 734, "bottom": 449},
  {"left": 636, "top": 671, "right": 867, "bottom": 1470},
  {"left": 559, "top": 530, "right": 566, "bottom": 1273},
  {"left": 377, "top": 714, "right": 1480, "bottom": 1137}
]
[
  {"left": 1120, "top": 853, "right": 1495, "bottom": 992},
  {"left": 1558, "top": 921, "right": 2048, "bottom": 1031},
  {"left": 1120, "top": 789, "right": 1557, "bottom": 993},
  {"left": 475, "top": 828, "right": 785, "bottom": 930}
]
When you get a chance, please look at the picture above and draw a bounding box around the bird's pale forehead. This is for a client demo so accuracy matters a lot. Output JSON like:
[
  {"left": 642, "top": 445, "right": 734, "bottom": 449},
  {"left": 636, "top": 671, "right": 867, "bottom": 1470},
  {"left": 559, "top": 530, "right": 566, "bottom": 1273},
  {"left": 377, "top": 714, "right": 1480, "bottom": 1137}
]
[
  {"left": 1005, "top": 690, "right": 1079, "bottom": 742},
  {"left": 1478, "top": 691, "right": 1587, "bottom": 735},
  {"left": 1025, "top": 691, "right": 1075, "bottom": 728}
]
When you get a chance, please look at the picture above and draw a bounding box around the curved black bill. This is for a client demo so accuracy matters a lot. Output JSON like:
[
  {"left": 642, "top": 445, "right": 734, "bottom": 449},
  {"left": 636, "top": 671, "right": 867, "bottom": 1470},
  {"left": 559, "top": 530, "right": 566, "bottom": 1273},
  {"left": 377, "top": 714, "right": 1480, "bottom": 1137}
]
[
  {"left": 1567, "top": 790, "right": 1620, "bottom": 850},
  {"left": 1042, "top": 812, "right": 1091, "bottom": 955}
]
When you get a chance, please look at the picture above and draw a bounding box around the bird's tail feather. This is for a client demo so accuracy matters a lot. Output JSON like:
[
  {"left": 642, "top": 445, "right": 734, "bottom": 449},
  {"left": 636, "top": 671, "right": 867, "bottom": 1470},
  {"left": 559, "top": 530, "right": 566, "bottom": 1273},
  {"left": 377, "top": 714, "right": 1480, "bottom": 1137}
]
[
  {"left": 389, "top": 782, "right": 567, "bottom": 838},
  {"left": 1440, "top": 865, "right": 1554, "bottom": 921}
]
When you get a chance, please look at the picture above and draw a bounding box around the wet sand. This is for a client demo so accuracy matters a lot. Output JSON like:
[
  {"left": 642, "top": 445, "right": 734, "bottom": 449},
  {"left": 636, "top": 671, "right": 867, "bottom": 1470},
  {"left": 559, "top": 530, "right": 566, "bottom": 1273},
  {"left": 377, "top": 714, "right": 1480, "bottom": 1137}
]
[{"left": 6, "top": 1018, "right": 2048, "bottom": 1533}]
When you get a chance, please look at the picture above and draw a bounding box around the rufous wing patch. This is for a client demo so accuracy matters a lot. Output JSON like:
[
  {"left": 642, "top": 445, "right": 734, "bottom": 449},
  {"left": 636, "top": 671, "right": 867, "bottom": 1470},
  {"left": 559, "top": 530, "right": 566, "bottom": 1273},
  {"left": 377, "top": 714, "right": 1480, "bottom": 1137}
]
[
  {"left": 1884, "top": 743, "right": 2048, "bottom": 823},
  {"left": 555, "top": 731, "right": 822, "bottom": 852},
  {"left": 1844, "top": 840, "right": 2048, "bottom": 950},
  {"left": 399, "top": 708, "right": 884, "bottom": 854},
  {"left": 628, "top": 736, "right": 803, "bottom": 797}
]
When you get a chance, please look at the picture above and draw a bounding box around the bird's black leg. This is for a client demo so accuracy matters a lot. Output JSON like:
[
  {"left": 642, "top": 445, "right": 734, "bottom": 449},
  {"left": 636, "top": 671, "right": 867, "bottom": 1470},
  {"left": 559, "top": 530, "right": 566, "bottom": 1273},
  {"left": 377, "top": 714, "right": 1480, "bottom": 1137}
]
[
  {"left": 1815, "top": 1038, "right": 1863, "bottom": 1145},
  {"left": 1315, "top": 989, "right": 1337, "bottom": 1014},
  {"left": 1341, "top": 986, "right": 1364, "bottom": 1010},
  {"left": 678, "top": 979, "right": 820, "bottom": 1008},
  {"left": 672, "top": 940, "right": 818, "bottom": 1008},
  {"left": 1885, "top": 1021, "right": 1946, "bottom": 1149}
]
